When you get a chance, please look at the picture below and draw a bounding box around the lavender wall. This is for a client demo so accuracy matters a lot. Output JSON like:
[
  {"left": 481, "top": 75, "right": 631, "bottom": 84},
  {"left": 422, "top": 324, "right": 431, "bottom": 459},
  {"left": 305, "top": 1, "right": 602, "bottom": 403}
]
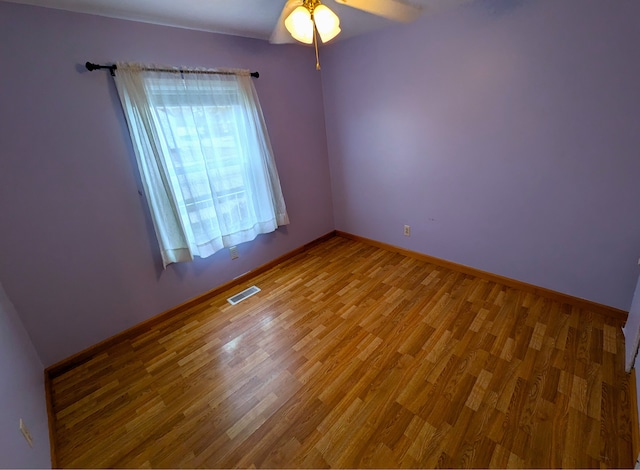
[
  {"left": 0, "top": 281, "right": 51, "bottom": 468},
  {"left": 0, "top": 2, "right": 334, "bottom": 366},
  {"left": 321, "top": 0, "right": 640, "bottom": 311}
]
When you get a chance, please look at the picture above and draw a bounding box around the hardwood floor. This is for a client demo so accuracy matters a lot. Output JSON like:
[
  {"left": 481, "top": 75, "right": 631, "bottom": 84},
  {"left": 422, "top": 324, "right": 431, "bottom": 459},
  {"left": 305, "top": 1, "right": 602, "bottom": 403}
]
[{"left": 49, "top": 235, "right": 634, "bottom": 468}]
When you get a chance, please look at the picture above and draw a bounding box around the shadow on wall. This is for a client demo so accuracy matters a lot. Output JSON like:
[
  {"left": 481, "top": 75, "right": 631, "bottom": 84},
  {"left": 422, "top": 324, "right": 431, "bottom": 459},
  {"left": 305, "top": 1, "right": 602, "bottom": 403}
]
[{"left": 0, "top": 282, "right": 51, "bottom": 468}]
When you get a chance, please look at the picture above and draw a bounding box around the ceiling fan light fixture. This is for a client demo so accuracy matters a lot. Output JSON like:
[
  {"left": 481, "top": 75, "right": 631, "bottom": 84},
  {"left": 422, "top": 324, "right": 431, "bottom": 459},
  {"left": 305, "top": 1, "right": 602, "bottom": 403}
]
[
  {"left": 284, "top": 6, "right": 314, "bottom": 44},
  {"left": 285, "top": 1, "right": 341, "bottom": 45},
  {"left": 313, "top": 4, "right": 341, "bottom": 43}
]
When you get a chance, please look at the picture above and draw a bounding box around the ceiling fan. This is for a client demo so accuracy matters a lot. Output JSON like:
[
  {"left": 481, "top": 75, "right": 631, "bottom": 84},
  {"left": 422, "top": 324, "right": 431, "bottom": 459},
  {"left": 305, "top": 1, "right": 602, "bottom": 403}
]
[{"left": 269, "top": 0, "right": 423, "bottom": 69}]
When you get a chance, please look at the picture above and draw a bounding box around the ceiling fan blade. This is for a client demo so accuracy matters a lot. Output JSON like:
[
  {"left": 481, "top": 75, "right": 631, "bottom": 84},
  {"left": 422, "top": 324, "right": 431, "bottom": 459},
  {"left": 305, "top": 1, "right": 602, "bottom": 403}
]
[
  {"left": 335, "top": 0, "right": 422, "bottom": 22},
  {"left": 270, "top": 0, "right": 303, "bottom": 44}
]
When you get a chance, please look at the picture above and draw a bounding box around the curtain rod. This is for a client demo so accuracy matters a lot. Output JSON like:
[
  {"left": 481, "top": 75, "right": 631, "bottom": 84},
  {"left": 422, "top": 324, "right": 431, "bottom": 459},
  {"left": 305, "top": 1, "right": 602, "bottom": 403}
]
[{"left": 85, "top": 62, "right": 259, "bottom": 78}]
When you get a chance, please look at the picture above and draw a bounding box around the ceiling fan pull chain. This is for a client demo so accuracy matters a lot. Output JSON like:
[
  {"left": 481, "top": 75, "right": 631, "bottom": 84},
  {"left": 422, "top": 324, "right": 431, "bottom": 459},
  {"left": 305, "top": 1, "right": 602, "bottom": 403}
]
[{"left": 312, "top": 14, "right": 321, "bottom": 70}]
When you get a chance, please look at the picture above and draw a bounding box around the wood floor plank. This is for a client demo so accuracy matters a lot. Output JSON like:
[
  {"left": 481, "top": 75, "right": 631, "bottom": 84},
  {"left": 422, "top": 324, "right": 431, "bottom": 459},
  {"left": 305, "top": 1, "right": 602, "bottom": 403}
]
[{"left": 49, "top": 235, "right": 634, "bottom": 468}]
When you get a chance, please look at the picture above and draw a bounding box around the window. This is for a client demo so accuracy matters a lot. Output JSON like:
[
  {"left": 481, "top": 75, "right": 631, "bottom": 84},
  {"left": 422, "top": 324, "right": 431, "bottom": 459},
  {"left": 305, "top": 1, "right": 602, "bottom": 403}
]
[{"left": 113, "top": 63, "right": 289, "bottom": 267}]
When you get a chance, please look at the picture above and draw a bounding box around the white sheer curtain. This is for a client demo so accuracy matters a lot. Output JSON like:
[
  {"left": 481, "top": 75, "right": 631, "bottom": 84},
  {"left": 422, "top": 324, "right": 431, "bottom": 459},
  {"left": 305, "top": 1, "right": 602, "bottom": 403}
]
[{"left": 113, "top": 63, "right": 289, "bottom": 267}]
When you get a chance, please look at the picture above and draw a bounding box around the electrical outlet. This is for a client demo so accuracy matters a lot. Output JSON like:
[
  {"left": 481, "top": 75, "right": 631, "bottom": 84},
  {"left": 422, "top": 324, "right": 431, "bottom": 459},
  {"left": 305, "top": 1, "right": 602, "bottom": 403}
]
[
  {"left": 403, "top": 225, "right": 411, "bottom": 237},
  {"left": 19, "top": 419, "right": 33, "bottom": 448},
  {"left": 229, "top": 246, "right": 239, "bottom": 260}
]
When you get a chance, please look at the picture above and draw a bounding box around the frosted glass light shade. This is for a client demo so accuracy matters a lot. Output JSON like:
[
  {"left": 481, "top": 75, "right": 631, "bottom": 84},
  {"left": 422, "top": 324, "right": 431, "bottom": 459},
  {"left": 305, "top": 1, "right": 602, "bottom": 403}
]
[
  {"left": 313, "top": 4, "right": 341, "bottom": 43},
  {"left": 284, "top": 6, "right": 314, "bottom": 44},
  {"left": 284, "top": 3, "right": 341, "bottom": 45}
]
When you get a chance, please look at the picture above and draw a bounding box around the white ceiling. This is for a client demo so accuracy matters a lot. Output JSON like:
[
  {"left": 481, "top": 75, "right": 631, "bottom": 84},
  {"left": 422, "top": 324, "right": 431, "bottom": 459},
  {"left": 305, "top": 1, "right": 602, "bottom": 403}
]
[{"left": 1, "top": 0, "right": 466, "bottom": 43}]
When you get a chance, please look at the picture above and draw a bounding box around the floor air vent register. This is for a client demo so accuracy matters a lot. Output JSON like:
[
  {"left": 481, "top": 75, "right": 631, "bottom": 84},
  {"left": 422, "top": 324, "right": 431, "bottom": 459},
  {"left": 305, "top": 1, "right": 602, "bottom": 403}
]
[{"left": 227, "top": 285, "right": 261, "bottom": 305}]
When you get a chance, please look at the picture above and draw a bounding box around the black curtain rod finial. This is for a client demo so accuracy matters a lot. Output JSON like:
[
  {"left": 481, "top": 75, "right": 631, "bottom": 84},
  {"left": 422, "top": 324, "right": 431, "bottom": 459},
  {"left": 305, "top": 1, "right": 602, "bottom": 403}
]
[{"left": 86, "top": 61, "right": 117, "bottom": 76}]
